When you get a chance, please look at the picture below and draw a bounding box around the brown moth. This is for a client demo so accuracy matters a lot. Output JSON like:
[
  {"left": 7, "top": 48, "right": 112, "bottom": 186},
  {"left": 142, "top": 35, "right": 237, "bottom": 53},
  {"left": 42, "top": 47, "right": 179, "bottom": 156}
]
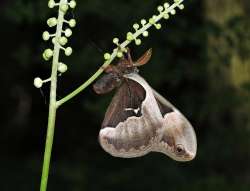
[{"left": 93, "top": 49, "right": 197, "bottom": 161}]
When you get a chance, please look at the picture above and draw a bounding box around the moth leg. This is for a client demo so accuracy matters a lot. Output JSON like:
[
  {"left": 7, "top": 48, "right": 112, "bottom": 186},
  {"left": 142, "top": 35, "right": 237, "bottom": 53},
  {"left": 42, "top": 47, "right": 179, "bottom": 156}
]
[{"left": 124, "top": 48, "right": 133, "bottom": 66}]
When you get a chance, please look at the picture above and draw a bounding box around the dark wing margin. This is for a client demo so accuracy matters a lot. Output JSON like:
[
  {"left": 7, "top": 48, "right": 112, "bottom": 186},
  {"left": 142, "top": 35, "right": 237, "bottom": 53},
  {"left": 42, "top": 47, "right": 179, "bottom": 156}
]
[
  {"left": 101, "top": 79, "right": 146, "bottom": 128},
  {"left": 152, "top": 89, "right": 174, "bottom": 116}
]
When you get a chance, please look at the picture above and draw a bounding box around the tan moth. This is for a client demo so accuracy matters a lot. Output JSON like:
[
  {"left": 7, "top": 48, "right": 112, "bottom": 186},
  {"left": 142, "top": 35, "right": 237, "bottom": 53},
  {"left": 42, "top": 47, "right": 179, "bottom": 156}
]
[{"left": 93, "top": 49, "right": 197, "bottom": 161}]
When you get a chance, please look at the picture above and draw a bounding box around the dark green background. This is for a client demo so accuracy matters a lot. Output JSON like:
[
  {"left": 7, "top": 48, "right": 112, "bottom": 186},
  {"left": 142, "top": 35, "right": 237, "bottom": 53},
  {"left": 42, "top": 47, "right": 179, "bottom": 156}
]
[{"left": 1, "top": 0, "right": 250, "bottom": 190}]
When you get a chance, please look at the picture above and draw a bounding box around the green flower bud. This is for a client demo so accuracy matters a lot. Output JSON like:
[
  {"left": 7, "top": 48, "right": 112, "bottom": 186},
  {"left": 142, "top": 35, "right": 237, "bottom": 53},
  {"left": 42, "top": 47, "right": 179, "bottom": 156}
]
[
  {"left": 133, "top": 23, "right": 140, "bottom": 30},
  {"left": 149, "top": 18, "right": 155, "bottom": 24},
  {"left": 60, "top": 4, "right": 69, "bottom": 13},
  {"left": 135, "top": 39, "right": 141, "bottom": 46},
  {"left": 69, "top": 0, "right": 76, "bottom": 9},
  {"left": 42, "top": 31, "right": 50, "bottom": 41},
  {"left": 143, "top": 31, "right": 149, "bottom": 37},
  {"left": 121, "top": 47, "right": 127, "bottom": 53},
  {"left": 65, "top": 28, "right": 72, "bottom": 37},
  {"left": 48, "top": 0, "right": 55, "bottom": 8},
  {"left": 117, "top": 51, "right": 123, "bottom": 58},
  {"left": 44, "top": 49, "right": 53, "bottom": 59},
  {"left": 113, "top": 38, "right": 119, "bottom": 45},
  {"left": 59, "top": 36, "right": 68, "bottom": 46},
  {"left": 155, "top": 23, "right": 162, "bottom": 30},
  {"left": 157, "top": 6, "right": 164, "bottom": 12},
  {"left": 170, "top": 9, "right": 176, "bottom": 15},
  {"left": 178, "top": 4, "right": 184, "bottom": 10},
  {"left": 104, "top": 53, "right": 111, "bottom": 60},
  {"left": 141, "top": 19, "right": 147, "bottom": 25},
  {"left": 69, "top": 19, "right": 76, "bottom": 27},
  {"left": 58, "top": 63, "right": 68, "bottom": 73},
  {"left": 47, "top": 17, "right": 57, "bottom": 27},
  {"left": 163, "top": 13, "right": 170, "bottom": 19},
  {"left": 34, "top": 77, "right": 43, "bottom": 88},
  {"left": 43, "top": 52, "right": 49, "bottom": 61},
  {"left": 164, "top": 3, "right": 170, "bottom": 8},
  {"left": 52, "top": 37, "right": 56, "bottom": 44},
  {"left": 126, "top": 32, "right": 134, "bottom": 41},
  {"left": 65, "top": 47, "right": 73, "bottom": 56},
  {"left": 152, "top": 15, "right": 157, "bottom": 20}
]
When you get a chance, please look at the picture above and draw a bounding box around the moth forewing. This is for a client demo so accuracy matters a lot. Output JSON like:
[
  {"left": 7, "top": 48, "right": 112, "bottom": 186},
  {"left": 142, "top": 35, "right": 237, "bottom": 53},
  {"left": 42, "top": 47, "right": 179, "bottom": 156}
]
[
  {"left": 123, "top": 73, "right": 163, "bottom": 125},
  {"left": 99, "top": 73, "right": 162, "bottom": 158}
]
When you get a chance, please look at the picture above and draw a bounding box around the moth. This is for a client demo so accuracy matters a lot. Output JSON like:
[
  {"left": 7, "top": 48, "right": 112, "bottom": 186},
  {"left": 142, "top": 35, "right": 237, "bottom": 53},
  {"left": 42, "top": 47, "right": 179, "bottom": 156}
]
[{"left": 93, "top": 49, "right": 197, "bottom": 161}]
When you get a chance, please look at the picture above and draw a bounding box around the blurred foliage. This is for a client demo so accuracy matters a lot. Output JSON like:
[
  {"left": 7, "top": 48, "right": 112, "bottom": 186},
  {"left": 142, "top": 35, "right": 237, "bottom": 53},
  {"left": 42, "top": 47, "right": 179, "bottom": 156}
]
[{"left": 0, "top": 0, "right": 250, "bottom": 191}]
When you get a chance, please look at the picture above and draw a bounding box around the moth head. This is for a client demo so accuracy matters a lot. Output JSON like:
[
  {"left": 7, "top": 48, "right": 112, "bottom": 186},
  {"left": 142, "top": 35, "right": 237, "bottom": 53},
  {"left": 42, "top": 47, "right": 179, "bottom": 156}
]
[
  {"left": 117, "top": 48, "right": 153, "bottom": 74},
  {"left": 160, "top": 112, "right": 197, "bottom": 162}
]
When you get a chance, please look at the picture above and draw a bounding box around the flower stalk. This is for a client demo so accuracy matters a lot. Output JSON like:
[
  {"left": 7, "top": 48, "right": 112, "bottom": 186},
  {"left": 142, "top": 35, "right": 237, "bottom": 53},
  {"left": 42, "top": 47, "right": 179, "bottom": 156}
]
[{"left": 35, "top": 1, "right": 76, "bottom": 191}]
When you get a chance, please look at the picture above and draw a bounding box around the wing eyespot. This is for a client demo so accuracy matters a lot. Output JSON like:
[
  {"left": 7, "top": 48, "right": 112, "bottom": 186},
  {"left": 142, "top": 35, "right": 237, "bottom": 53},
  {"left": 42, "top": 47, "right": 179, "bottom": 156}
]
[{"left": 175, "top": 144, "right": 185, "bottom": 155}]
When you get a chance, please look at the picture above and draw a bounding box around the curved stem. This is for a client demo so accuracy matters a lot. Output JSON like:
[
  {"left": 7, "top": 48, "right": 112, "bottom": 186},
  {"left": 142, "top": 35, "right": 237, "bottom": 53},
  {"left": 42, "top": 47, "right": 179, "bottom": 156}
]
[
  {"left": 56, "top": 0, "right": 183, "bottom": 107},
  {"left": 40, "top": 1, "right": 67, "bottom": 190}
]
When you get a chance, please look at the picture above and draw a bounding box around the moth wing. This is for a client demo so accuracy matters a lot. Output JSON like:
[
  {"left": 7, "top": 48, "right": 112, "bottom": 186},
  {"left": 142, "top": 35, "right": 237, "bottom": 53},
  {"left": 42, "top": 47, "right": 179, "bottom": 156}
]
[
  {"left": 99, "top": 73, "right": 162, "bottom": 158},
  {"left": 134, "top": 49, "right": 152, "bottom": 67},
  {"left": 152, "top": 90, "right": 197, "bottom": 161}
]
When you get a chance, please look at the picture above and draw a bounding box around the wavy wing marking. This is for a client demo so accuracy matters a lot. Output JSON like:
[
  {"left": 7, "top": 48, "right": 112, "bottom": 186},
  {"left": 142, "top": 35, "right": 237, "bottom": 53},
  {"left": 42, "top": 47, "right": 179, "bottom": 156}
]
[{"left": 99, "top": 74, "right": 162, "bottom": 158}]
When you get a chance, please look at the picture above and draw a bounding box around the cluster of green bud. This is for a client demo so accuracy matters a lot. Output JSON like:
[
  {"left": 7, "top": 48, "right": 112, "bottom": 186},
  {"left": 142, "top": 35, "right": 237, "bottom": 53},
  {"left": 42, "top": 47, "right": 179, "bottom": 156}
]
[
  {"left": 48, "top": 0, "right": 76, "bottom": 9},
  {"left": 103, "top": 0, "right": 185, "bottom": 61},
  {"left": 35, "top": 0, "right": 77, "bottom": 88}
]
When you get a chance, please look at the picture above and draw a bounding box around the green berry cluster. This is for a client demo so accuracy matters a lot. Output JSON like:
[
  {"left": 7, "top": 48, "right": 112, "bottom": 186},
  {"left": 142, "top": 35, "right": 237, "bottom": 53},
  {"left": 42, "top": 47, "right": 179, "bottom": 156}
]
[
  {"left": 34, "top": 0, "right": 76, "bottom": 88},
  {"left": 103, "top": 0, "right": 185, "bottom": 61}
]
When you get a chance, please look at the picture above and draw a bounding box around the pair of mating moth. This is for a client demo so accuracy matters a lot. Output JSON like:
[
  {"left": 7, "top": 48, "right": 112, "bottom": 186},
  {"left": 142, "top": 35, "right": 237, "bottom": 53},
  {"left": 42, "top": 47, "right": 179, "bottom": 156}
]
[{"left": 93, "top": 49, "right": 197, "bottom": 161}]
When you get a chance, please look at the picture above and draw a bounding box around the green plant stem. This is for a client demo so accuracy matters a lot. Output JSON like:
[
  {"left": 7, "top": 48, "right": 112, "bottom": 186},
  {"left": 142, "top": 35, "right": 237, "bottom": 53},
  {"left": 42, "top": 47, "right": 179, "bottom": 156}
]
[
  {"left": 56, "top": 0, "right": 183, "bottom": 107},
  {"left": 56, "top": 50, "right": 118, "bottom": 108},
  {"left": 40, "top": 1, "right": 67, "bottom": 191}
]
